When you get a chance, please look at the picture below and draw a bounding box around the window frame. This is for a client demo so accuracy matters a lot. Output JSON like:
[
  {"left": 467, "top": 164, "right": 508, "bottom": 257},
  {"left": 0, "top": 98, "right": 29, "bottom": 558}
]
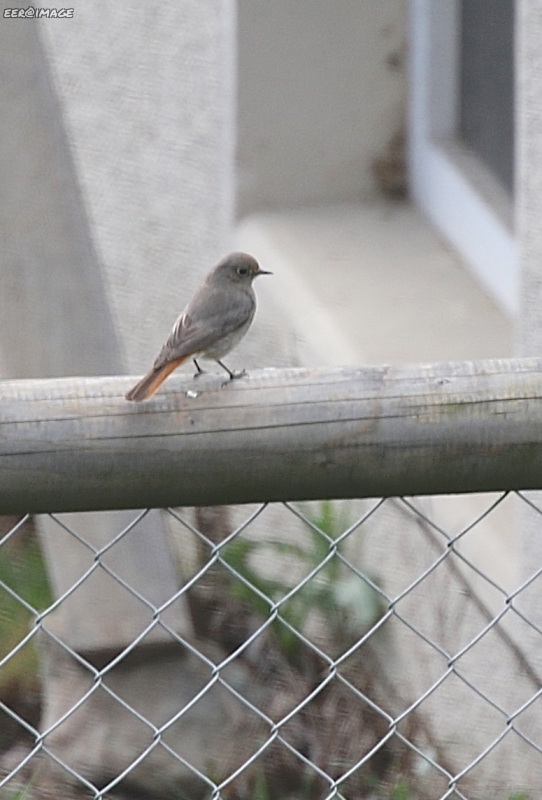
[{"left": 408, "top": 0, "right": 518, "bottom": 316}]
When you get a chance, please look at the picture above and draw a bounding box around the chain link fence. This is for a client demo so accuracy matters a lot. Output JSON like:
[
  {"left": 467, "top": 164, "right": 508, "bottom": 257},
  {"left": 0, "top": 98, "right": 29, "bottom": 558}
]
[{"left": 1, "top": 488, "right": 541, "bottom": 800}]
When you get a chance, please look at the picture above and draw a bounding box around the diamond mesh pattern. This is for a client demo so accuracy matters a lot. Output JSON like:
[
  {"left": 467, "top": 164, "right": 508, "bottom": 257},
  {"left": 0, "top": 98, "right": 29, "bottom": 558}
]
[{"left": 0, "top": 492, "right": 540, "bottom": 799}]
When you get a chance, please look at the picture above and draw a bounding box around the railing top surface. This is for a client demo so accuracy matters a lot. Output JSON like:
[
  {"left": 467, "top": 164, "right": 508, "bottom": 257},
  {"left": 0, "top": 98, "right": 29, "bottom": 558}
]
[{"left": 2, "top": 357, "right": 542, "bottom": 513}]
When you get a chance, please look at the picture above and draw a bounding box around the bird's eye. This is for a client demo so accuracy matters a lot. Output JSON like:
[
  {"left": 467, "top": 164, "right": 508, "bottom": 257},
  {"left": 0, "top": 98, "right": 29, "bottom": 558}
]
[{"left": 237, "top": 266, "right": 249, "bottom": 276}]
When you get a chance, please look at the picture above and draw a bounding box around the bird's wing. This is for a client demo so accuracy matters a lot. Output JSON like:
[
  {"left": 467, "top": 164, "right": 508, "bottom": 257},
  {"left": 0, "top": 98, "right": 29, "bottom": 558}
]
[{"left": 153, "top": 285, "right": 255, "bottom": 369}]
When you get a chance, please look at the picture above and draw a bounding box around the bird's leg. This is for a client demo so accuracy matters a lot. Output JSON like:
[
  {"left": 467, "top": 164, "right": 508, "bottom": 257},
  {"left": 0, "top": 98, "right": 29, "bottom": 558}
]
[
  {"left": 217, "top": 359, "right": 246, "bottom": 382},
  {"left": 193, "top": 358, "right": 206, "bottom": 378}
]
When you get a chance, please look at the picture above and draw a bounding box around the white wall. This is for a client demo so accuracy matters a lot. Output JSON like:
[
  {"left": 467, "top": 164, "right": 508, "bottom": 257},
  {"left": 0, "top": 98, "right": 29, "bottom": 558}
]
[
  {"left": 236, "top": 0, "right": 407, "bottom": 215},
  {"left": 39, "top": 0, "right": 236, "bottom": 372}
]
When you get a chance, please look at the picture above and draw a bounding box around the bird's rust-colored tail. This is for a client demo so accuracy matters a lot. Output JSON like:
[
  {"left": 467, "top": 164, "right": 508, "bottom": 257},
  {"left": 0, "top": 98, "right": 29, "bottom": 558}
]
[{"left": 125, "top": 357, "right": 187, "bottom": 402}]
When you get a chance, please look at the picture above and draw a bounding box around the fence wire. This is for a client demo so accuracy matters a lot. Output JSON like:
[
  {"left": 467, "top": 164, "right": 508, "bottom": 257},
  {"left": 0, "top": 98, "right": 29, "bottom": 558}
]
[{"left": 0, "top": 491, "right": 541, "bottom": 799}]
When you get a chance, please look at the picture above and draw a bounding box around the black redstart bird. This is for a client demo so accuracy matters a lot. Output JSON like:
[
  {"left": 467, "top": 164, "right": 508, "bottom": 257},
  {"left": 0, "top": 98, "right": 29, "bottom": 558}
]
[{"left": 125, "top": 252, "right": 271, "bottom": 402}]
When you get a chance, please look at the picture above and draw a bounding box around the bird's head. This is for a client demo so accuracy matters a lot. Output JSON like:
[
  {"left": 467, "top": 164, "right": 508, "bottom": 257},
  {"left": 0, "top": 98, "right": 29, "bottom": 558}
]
[{"left": 212, "top": 252, "right": 272, "bottom": 285}]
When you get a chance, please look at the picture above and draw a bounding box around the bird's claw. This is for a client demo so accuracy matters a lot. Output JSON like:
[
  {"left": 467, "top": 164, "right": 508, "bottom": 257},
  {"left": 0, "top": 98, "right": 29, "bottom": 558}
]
[{"left": 221, "top": 369, "right": 247, "bottom": 387}]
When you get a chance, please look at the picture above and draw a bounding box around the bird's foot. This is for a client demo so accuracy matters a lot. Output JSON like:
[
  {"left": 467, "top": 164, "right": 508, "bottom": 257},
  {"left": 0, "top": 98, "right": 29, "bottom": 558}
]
[
  {"left": 230, "top": 368, "right": 246, "bottom": 380},
  {"left": 193, "top": 358, "right": 206, "bottom": 379},
  {"left": 221, "top": 368, "right": 247, "bottom": 387}
]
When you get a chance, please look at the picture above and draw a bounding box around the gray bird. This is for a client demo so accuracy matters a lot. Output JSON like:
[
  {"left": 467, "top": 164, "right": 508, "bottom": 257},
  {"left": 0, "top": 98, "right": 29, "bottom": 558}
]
[{"left": 125, "top": 252, "right": 271, "bottom": 401}]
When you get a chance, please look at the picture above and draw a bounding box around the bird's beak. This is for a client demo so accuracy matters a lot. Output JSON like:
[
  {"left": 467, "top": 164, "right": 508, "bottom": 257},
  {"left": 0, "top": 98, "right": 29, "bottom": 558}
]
[{"left": 257, "top": 268, "right": 273, "bottom": 276}]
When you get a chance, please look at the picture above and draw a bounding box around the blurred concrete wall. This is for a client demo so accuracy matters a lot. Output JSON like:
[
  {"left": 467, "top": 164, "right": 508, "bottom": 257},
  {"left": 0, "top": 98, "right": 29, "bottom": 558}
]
[
  {"left": 0, "top": 15, "right": 119, "bottom": 379},
  {"left": 236, "top": 0, "right": 407, "bottom": 215},
  {"left": 38, "top": 1, "right": 236, "bottom": 373}
]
